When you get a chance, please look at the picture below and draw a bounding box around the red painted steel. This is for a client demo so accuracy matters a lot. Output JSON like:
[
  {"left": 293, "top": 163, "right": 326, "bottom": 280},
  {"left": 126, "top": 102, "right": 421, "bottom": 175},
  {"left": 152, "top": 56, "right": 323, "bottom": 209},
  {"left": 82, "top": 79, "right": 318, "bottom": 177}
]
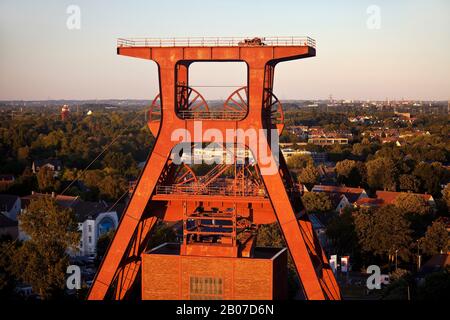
[{"left": 87, "top": 37, "right": 341, "bottom": 300}]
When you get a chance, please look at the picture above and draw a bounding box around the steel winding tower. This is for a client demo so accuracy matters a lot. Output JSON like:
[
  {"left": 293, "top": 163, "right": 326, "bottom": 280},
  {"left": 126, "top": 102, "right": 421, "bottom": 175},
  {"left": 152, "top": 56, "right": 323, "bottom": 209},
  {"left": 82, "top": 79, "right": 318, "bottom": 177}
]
[{"left": 88, "top": 37, "right": 341, "bottom": 300}]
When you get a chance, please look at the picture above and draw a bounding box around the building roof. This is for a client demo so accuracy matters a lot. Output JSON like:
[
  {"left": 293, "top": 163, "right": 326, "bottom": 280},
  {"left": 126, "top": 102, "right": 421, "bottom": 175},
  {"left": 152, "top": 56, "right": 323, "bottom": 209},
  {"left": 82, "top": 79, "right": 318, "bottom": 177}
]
[
  {"left": 355, "top": 197, "right": 385, "bottom": 207},
  {"left": 21, "top": 192, "right": 125, "bottom": 222},
  {"left": 21, "top": 192, "right": 78, "bottom": 210},
  {"left": 375, "top": 191, "right": 433, "bottom": 206},
  {"left": 0, "top": 194, "right": 19, "bottom": 212},
  {"left": 308, "top": 214, "right": 325, "bottom": 230},
  {"left": 32, "top": 158, "right": 62, "bottom": 169},
  {"left": 312, "top": 185, "right": 366, "bottom": 204}
]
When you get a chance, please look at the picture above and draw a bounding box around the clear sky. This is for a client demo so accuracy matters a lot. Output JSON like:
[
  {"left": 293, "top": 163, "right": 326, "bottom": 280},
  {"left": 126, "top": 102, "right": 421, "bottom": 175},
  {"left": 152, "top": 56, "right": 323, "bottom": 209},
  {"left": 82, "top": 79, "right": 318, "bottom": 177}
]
[{"left": 0, "top": 0, "right": 449, "bottom": 101}]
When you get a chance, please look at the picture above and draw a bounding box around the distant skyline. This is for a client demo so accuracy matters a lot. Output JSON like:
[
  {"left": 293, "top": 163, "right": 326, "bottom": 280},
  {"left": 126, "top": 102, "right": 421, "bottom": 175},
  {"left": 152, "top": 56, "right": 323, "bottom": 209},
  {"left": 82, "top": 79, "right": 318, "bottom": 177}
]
[{"left": 0, "top": 0, "right": 449, "bottom": 101}]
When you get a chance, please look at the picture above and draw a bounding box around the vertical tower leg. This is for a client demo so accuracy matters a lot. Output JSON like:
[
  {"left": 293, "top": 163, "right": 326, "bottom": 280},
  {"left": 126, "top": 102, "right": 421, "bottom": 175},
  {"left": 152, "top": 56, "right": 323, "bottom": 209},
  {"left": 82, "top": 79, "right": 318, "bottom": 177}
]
[
  {"left": 252, "top": 139, "right": 341, "bottom": 300},
  {"left": 88, "top": 139, "right": 174, "bottom": 300}
]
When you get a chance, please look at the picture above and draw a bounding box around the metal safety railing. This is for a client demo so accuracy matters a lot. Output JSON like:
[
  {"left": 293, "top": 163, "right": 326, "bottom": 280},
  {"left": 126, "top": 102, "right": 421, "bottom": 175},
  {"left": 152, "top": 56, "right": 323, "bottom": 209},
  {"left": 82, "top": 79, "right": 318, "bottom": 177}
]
[
  {"left": 177, "top": 110, "right": 246, "bottom": 120},
  {"left": 117, "top": 36, "right": 316, "bottom": 48},
  {"left": 156, "top": 185, "right": 267, "bottom": 197}
]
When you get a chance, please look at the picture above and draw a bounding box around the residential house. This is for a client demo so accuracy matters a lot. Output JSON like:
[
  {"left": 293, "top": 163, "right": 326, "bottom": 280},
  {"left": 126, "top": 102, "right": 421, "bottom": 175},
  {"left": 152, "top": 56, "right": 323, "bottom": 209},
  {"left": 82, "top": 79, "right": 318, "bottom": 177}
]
[
  {"left": 311, "top": 185, "right": 368, "bottom": 212},
  {"left": 32, "top": 158, "right": 63, "bottom": 176},
  {"left": 281, "top": 149, "right": 327, "bottom": 164},
  {"left": 354, "top": 191, "right": 436, "bottom": 210},
  {"left": 19, "top": 192, "right": 123, "bottom": 256}
]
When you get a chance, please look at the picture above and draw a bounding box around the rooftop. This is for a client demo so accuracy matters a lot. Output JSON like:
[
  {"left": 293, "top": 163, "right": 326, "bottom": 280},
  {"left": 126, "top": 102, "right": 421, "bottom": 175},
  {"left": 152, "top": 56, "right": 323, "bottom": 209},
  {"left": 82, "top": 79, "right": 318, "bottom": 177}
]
[
  {"left": 375, "top": 191, "right": 433, "bottom": 205},
  {"left": 312, "top": 185, "right": 367, "bottom": 204},
  {"left": 0, "top": 194, "right": 19, "bottom": 212},
  {"left": 117, "top": 36, "right": 316, "bottom": 48},
  {"left": 21, "top": 192, "right": 125, "bottom": 222}
]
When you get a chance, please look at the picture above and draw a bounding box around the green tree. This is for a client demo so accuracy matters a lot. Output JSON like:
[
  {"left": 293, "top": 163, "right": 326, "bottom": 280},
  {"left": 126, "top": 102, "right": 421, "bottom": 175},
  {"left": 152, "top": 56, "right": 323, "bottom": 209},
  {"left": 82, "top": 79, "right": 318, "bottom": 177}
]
[
  {"left": 399, "top": 174, "right": 421, "bottom": 193},
  {"left": 95, "top": 230, "right": 115, "bottom": 267},
  {"left": 14, "top": 196, "right": 79, "bottom": 299},
  {"left": 366, "top": 157, "right": 398, "bottom": 191},
  {"left": 417, "top": 267, "right": 450, "bottom": 300},
  {"left": 352, "top": 143, "right": 372, "bottom": 158},
  {"left": 394, "top": 193, "right": 433, "bottom": 239},
  {"left": 286, "top": 154, "right": 313, "bottom": 170},
  {"left": 17, "top": 146, "right": 30, "bottom": 161},
  {"left": 326, "top": 209, "right": 358, "bottom": 256},
  {"left": 256, "top": 223, "right": 284, "bottom": 247},
  {"left": 146, "top": 222, "right": 177, "bottom": 249},
  {"left": 381, "top": 269, "right": 412, "bottom": 300},
  {"left": 413, "top": 162, "right": 445, "bottom": 196},
  {"left": 355, "top": 205, "right": 412, "bottom": 263},
  {"left": 443, "top": 183, "right": 450, "bottom": 211},
  {"left": 98, "top": 175, "right": 128, "bottom": 200},
  {"left": 421, "top": 220, "right": 449, "bottom": 256},
  {"left": 297, "top": 166, "right": 319, "bottom": 187},
  {"left": 37, "top": 166, "right": 57, "bottom": 192},
  {"left": 301, "top": 192, "right": 333, "bottom": 213},
  {"left": 0, "top": 241, "right": 18, "bottom": 298},
  {"left": 335, "top": 159, "right": 356, "bottom": 180},
  {"left": 335, "top": 159, "right": 365, "bottom": 187},
  {"left": 394, "top": 193, "right": 431, "bottom": 216}
]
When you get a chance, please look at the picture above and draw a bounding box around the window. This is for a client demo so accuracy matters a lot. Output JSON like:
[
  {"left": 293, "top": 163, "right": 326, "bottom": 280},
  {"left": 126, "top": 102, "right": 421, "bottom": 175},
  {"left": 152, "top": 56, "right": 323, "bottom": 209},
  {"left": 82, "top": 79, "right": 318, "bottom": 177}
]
[
  {"left": 189, "top": 277, "right": 223, "bottom": 300},
  {"left": 88, "top": 225, "right": 92, "bottom": 233},
  {"left": 88, "top": 236, "right": 92, "bottom": 244}
]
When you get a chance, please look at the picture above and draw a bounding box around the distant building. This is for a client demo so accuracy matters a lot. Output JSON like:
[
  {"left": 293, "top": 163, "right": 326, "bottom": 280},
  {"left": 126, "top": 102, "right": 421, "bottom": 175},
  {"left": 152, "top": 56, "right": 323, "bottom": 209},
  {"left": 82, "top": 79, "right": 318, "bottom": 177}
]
[
  {"left": 281, "top": 149, "right": 327, "bottom": 164},
  {"left": 354, "top": 191, "right": 436, "bottom": 210},
  {"left": 375, "top": 191, "right": 435, "bottom": 207},
  {"left": 32, "top": 159, "right": 63, "bottom": 176},
  {"left": 307, "top": 129, "right": 352, "bottom": 145},
  {"left": 348, "top": 115, "right": 372, "bottom": 124},
  {"left": 308, "top": 137, "right": 349, "bottom": 145},
  {"left": 311, "top": 185, "right": 368, "bottom": 212},
  {"left": 19, "top": 192, "right": 124, "bottom": 256},
  {"left": 380, "top": 137, "right": 403, "bottom": 147}
]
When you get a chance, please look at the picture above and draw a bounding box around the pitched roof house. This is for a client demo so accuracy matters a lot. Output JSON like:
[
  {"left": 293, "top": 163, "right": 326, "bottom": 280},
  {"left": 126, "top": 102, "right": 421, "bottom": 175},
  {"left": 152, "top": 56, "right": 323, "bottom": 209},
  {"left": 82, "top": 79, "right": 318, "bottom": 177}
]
[
  {"left": 32, "top": 159, "right": 63, "bottom": 175},
  {"left": 311, "top": 185, "right": 368, "bottom": 212},
  {"left": 354, "top": 191, "right": 436, "bottom": 210},
  {"left": 20, "top": 192, "right": 124, "bottom": 256}
]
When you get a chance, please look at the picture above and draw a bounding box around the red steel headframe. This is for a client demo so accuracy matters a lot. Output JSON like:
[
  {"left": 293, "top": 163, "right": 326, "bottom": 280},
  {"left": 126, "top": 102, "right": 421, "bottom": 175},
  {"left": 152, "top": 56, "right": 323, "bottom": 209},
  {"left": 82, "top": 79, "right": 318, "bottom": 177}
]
[{"left": 88, "top": 37, "right": 341, "bottom": 300}]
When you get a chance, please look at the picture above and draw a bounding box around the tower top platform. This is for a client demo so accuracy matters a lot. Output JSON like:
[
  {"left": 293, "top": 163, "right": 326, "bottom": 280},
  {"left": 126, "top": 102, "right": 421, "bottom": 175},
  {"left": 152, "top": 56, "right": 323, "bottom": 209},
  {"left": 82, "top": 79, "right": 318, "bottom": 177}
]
[
  {"left": 117, "top": 36, "right": 315, "bottom": 48},
  {"left": 117, "top": 36, "right": 316, "bottom": 62}
]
